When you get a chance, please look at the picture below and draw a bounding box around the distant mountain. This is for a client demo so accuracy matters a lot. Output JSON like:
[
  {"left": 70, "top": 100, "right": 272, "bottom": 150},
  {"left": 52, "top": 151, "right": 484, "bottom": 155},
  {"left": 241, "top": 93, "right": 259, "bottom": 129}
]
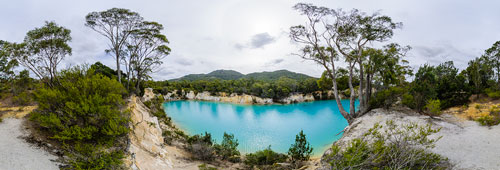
[
  {"left": 170, "top": 69, "right": 315, "bottom": 81},
  {"left": 245, "top": 70, "right": 313, "bottom": 81},
  {"left": 170, "top": 70, "right": 244, "bottom": 81}
]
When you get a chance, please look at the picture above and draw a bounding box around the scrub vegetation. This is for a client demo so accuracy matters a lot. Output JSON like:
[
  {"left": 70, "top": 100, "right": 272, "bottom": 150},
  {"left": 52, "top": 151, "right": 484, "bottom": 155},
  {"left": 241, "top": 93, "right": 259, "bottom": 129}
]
[{"left": 0, "top": 2, "right": 499, "bottom": 170}]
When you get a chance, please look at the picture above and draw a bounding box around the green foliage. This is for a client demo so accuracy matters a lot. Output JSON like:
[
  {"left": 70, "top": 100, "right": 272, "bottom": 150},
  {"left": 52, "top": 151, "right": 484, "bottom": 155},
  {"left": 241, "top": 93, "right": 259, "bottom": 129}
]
[
  {"left": 370, "top": 86, "right": 406, "bottom": 109},
  {"left": 173, "top": 69, "right": 312, "bottom": 82},
  {"left": 12, "top": 21, "right": 72, "bottom": 85},
  {"left": 31, "top": 66, "right": 128, "bottom": 143},
  {"left": 410, "top": 62, "right": 470, "bottom": 112},
  {"left": 0, "top": 40, "right": 18, "bottom": 81},
  {"left": 198, "top": 164, "right": 218, "bottom": 170},
  {"left": 30, "top": 66, "right": 129, "bottom": 169},
  {"left": 90, "top": 62, "right": 121, "bottom": 80},
  {"left": 162, "top": 74, "right": 319, "bottom": 99},
  {"left": 327, "top": 121, "right": 450, "bottom": 170},
  {"left": 288, "top": 130, "right": 313, "bottom": 162},
  {"left": 244, "top": 146, "right": 288, "bottom": 168},
  {"left": 485, "top": 88, "right": 500, "bottom": 99},
  {"left": 186, "top": 132, "right": 216, "bottom": 161},
  {"left": 425, "top": 99, "right": 442, "bottom": 116},
  {"left": 476, "top": 115, "right": 500, "bottom": 126},
  {"left": 66, "top": 143, "right": 125, "bottom": 170},
  {"left": 12, "top": 91, "right": 32, "bottom": 106},
  {"left": 214, "top": 132, "right": 240, "bottom": 162}
]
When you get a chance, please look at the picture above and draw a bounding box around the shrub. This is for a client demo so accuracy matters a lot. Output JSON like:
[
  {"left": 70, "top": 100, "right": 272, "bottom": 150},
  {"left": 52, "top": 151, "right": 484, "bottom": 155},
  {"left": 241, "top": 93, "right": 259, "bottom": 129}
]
[
  {"left": 12, "top": 91, "right": 32, "bottom": 106},
  {"left": 326, "top": 121, "right": 450, "bottom": 170},
  {"left": 198, "top": 164, "right": 218, "bottom": 170},
  {"left": 67, "top": 143, "right": 125, "bottom": 170},
  {"left": 214, "top": 132, "right": 240, "bottom": 162},
  {"left": 187, "top": 132, "right": 216, "bottom": 161},
  {"left": 425, "top": 99, "right": 442, "bottom": 116},
  {"left": 29, "top": 66, "right": 129, "bottom": 169},
  {"left": 476, "top": 115, "right": 500, "bottom": 126},
  {"left": 486, "top": 90, "right": 500, "bottom": 99},
  {"left": 369, "top": 87, "right": 405, "bottom": 109},
  {"left": 244, "top": 146, "right": 288, "bottom": 168},
  {"left": 288, "top": 130, "right": 313, "bottom": 163}
]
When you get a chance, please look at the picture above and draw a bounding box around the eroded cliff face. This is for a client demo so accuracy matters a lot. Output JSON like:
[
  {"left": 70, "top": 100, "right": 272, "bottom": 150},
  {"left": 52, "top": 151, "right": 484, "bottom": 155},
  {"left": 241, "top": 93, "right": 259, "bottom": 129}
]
[
  {"left": 159, "top": 89, "right": 339, "bottom": 105},
  {"left": 124, "top": 95, "right": 174, "bottom": 170}
]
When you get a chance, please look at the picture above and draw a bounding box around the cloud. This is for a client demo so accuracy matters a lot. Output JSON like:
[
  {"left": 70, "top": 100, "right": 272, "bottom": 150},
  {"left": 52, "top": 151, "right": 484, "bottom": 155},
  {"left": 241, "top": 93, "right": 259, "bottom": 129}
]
[
  {"left": 235, "top": 32, "right": 276, "bottom": 50},
  {"left": 250, "top": 33, "right": 276, "bottom": 48}
]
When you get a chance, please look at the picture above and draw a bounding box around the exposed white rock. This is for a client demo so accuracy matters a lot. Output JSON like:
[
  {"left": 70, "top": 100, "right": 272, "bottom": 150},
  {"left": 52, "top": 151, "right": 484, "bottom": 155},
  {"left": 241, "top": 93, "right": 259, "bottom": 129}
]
[
  {"left": 316, "top": 108, "right": 500, "bottom": 170},
  {"left": 143, "top": 88, "right": 156, "bottom": 102}
]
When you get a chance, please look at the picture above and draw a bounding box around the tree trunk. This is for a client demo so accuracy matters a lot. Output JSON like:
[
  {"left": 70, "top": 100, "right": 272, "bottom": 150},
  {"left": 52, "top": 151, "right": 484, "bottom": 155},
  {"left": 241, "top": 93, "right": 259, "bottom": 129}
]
[
  {"left": 116, "top": 48, "right": 121, "bottom": 83},
  {"left": 347, "top": 62, "right": 356, "bottom": 118}
]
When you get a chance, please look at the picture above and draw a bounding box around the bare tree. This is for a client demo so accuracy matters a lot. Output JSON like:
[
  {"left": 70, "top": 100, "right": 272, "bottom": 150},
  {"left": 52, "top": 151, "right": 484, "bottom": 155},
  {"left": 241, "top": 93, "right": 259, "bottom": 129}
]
[
  {"left": 85, "top": 8, "right": 143, "bottom": 83},
  {"left": 125, "top": 21, "right": 170, "bottom": 94},
  {"left": 290, "top": 3, "right": 401, "bottom": 124}
]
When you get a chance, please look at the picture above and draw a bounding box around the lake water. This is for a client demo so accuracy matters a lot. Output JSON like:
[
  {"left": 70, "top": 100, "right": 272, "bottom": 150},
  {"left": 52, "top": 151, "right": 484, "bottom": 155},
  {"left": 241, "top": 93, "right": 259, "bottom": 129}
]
[{"left": 163, "top": 99, "right": 358, "bottom": 156}]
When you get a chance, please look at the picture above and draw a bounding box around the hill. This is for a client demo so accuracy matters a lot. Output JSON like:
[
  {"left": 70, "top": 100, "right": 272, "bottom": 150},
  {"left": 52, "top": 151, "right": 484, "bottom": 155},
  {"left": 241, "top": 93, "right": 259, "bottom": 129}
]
[{"left": 170, "top": 69, "right": 315, "bottom": 81}]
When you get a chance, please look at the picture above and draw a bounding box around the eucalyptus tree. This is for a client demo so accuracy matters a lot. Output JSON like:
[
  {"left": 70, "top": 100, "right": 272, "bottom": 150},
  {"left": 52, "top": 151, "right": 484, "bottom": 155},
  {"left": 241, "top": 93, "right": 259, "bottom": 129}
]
[
  {"left": 0, "top": 41, "right": 18, "bottom": 80},
  {"left": 125, "top": 21, "right": 170, "bottom": 94},
  {"left": 85, "top": 8, "right": 143, "bottom": 83},
  {"left": 290, "top": 3, "right": 401, "bottom": 124},
  {"left": 6, "top": 21, "right": 71, "bottom": 86},
  {"left": 483, "top": 41, "right": 500, "bottom": 88}
]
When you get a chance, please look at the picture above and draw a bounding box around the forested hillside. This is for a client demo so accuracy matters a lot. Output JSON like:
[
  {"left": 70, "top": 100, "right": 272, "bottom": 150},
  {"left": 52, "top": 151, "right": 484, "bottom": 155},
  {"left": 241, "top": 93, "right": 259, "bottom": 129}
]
[{"left": 170, "top": 69, "right": 314, "bottom": 81}]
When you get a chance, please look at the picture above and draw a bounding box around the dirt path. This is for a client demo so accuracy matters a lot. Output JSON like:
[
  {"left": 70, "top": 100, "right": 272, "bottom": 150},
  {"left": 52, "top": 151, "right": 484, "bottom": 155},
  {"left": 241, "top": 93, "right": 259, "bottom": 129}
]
[{"left": 0, "top": 118, "right": 59, "bottom": 170}]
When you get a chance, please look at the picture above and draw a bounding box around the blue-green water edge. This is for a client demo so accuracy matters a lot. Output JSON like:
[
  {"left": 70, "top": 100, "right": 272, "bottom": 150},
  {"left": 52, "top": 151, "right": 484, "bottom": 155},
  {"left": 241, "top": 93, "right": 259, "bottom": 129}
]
[{"left": 163, "top": 99, "right": 359, "bottom": 156}]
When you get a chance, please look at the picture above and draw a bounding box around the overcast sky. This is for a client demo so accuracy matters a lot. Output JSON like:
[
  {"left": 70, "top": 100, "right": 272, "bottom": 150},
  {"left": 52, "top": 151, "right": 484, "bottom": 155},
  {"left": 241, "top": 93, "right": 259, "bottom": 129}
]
[{"left": 1, "top": 0, "right": 499, "bottom": 80}]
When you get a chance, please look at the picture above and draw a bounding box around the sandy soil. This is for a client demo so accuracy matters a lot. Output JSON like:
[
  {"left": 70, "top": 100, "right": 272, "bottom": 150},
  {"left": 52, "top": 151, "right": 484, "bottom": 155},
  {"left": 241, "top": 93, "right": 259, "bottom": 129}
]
[{"left": 0, "top": 118, "right": 59, "bottom": 170}]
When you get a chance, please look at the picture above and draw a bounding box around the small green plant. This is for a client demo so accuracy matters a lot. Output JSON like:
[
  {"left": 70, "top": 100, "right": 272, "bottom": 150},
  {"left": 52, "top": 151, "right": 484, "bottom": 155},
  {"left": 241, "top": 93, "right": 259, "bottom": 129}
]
[
  {"left": 198, "top": 163, "right": 218, "bottom": 170},
  {"left": 487, "top": 90, "right": 500, "bottom": 99},
  {"left": 288, "top": 130, "right": 313, "bottom": 163},
  {"left": 186, "top": 132, "right": 216, "bottom": 161},
  {"left": 244, "top": 146, "right": 288, "bottom": 168},
  {"left": 214, "top": 132, "right": 240, "bottom": 162},
  {"left": 327, "top": 120, "right": 451, "bottom": 170},
  {"left": 425, "top": 99, "right": 442, "bottom": 116},
  {"left": 475, "top": 104, "right": 481, "bottom": 109},
  {"left": 476, "top": 115, "right": 500, "bottom": 126}
]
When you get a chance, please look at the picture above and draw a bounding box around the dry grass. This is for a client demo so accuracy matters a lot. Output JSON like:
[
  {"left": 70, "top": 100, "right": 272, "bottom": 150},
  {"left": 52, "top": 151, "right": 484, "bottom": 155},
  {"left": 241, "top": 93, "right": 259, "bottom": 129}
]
[
  {"left": 0, "top": 102, "right": 37, "bottom": 119},
  {"left": 444, "top": 99, "right": 500, "bottom": 121}
]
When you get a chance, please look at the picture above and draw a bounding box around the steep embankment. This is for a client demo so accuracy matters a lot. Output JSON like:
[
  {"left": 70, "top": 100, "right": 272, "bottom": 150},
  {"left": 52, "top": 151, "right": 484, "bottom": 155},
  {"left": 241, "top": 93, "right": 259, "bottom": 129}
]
[
  {"left": 159, "top": 90, "right": 334, "bottom": 105},
  {"left": 124, "top": 95, "right": 205, "bottom": 170},
  {"left": 315, "top": 108, "right": 500, "bottom": 170},
  {"left": 0, "top": 104, "right": 59, "bottom": 170}
]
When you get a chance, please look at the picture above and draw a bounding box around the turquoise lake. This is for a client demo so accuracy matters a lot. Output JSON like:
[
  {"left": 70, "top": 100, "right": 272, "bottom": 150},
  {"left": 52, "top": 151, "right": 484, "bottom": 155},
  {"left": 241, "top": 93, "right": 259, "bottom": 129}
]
[{"left": 163, "top": 99, "right": 358, "bottom": 156}]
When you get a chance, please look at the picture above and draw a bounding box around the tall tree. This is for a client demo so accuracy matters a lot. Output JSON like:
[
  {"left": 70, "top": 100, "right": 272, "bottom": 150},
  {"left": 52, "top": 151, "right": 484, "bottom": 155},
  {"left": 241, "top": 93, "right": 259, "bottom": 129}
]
[
  {"left": 85, "top": 8, "right": 143, "bottom": 83},
  {"left": 483, "top": 41, "right": 500, "bottom": 89},
  {"left": 0, "top": 41, "right": 18, "bottom": 80},
  {"left": 125, "top": 21, "right": 170, "bottom": 94},
  {"left": 7, "top": 21, "right": 71, "bottom": 86},
  {"left": 290, "top": 3, "right": 401, "bottom": 124}
]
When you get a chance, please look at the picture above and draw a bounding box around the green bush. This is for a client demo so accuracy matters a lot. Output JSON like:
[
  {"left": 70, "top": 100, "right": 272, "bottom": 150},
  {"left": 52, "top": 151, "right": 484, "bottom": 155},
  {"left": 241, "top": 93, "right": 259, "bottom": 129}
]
[
  {"left": 244, "top": 146, "right": 288, "bottom": 168},
  {"left": 486, "top": 90, "right": 500, "bottom": 99},
  {"left": 425, "top": 99, "right": 442, "bottom": 116},
  {"left": 326, "top": 121, "right": 450, "bottom": 170},
  {"left": 30, "top": 66, "right": 129, "bottom": 169},
  {"left": 369, "top": 87, "right": 405, "bottom": 109},
  {"left": 214, "top": 132, "right": 240, "bottom": 162},
  {"left": 402, "top": 93, "right": 416, "bottom": 109},
  {"left": 12, "top": 91, "right": 32, "bottom": 106},
  {"left": 198, "top": 164, "right": 218, "bottom": 170},
  {"left": 476, "top": 115, "right": 499, "bottom": 126},
  {"left": 288, "top": 130, "right": 313, "bottom": 163},
  {"left": 187, "top": 132, "right": 216, "bottom": 161},
  {"left": 67, "top": 143, "right": 125, "bottom": 170}
]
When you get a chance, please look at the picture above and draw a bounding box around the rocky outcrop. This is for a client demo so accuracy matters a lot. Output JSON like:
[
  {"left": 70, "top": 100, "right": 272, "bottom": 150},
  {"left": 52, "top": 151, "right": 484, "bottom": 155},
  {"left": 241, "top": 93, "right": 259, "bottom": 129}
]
[
  {"left": 124, "top": 96, "right": 174, "bottom": 170},
  {"left": 315, "top": 108, "right": 500, "bottom": 170},
  {"left": 162, "top": 90, "right": 274, "bottom": 104},
  {"left": 279, "top": 93, "right": 315, "bottom": 104},
  {"left": 143, "top": 88, "right": 156, "bottom": 102}
]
